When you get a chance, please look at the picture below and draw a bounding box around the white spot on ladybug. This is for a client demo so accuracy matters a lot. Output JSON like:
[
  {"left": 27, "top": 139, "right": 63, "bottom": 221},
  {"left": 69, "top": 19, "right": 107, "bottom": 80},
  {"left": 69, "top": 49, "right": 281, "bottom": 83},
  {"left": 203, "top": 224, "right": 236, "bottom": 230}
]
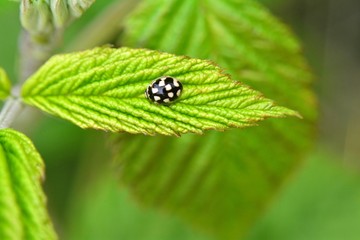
[
  {"left": 173, "top": 80, "right": 179, "bottom": 87},
  {"left": 154, "top": 96, "right": 161, "bottom": 101},
  {"left": 168, "top": 92, "right": 174, "bottom": 98},
  {"left": 165, "top": 84, "right": 172, "bottom": 91},
  {"left": 176, "top": 89, "right": 181, "bottom": 96},
  {"left": 163, "top": 98, "right": 170, "bottom": 103},
  {"left": 152, "top": 88, "right": 158, "bottom": 93},
  {"left": 158, "top": 80, "right": 165, "bottom": 87}
]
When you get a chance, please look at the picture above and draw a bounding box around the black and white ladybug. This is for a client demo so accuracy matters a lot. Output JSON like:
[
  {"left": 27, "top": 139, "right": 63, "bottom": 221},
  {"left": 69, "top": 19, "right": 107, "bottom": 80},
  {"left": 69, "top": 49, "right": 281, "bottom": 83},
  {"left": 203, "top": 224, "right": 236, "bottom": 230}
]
[{"left": 145, "top": 76, "right": 183, "bottom": 104}]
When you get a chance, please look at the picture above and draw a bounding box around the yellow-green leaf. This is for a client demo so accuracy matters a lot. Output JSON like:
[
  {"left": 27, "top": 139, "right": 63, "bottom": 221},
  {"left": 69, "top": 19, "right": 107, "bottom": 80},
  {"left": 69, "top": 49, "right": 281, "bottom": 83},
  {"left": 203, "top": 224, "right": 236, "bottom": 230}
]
[
  {"left": 0, "top": 67, "right": 11, "bottom": 100},
  {"left": 0, "top": 129, "right": 57, "bottom": 240},
  {"left": 21, "top": 47, "right": 296, "bottom": 136},
  {"left": 115, "top": 0, "right": 317, "bottom": 239}
]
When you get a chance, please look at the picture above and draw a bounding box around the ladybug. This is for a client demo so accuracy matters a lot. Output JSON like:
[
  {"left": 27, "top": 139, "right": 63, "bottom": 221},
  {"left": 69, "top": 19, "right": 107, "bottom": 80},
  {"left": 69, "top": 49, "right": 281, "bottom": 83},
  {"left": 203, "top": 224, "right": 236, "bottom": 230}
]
[{"left": 145, "top": 76, "right": 183, "bottom": 104}]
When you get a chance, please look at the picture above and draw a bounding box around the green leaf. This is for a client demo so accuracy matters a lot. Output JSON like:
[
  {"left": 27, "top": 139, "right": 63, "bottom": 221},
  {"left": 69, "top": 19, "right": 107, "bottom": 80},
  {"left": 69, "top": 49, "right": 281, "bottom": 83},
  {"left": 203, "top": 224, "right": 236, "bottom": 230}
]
[
  {"left": 248, "top": 150, "right": 360, "bottom": 240},
  {"left": 0, "top": 67, "right": 11, "bottom": 100},
  {"left": 0, "top": 129, "right": 57, "bottom": 240},
  {"left": 122, "top": 0, "right": 315, "bottom": 117},
  {"left": 66, "top": 171, "right": 212, "bottom": 240},
  {"left": 21, "top": 47, "right": 296, "bottom": 136},
  {"left": 115, "top": 0, "right": 316, "bottom": 239}
]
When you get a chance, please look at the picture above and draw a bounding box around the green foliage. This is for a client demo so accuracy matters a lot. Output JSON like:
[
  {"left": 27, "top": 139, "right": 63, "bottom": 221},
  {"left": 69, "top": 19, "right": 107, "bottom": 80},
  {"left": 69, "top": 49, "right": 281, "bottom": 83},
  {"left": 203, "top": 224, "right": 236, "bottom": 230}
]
[
  {"left": 114, "top": 0, "right": 316, "bottom": 239},
  {"left": 0, "top": 129, "right": 57, "bottom": 240},
  {"left": 65, "top": 150, "right": 360, "bottom": 240},
  {"left": 66, "top": 173, "right": 212, "bottom": 240},
  {"left": 20, "top": 0, "right": 53, "bottom": 40},
  {"left": 0, "top": 3, "right": 19, "bottom": 81},
  {"left": 0, "top": 0, "right": 320, "bottom": 239},
  {"left": 0, "top": 68, "right": 11, "bottom": 100},
  {"left": 66, "top": 0, "right": 95, "bottom": 18},
  {"left": 248, "top": 151, "right": 360, "bottom": 240},
  {"left": 20, "top": 0, "right": 95, "bottom": 41},
  {"left": 123, "top": 0, "right": 315, "bottom": 116},
  {"left": 50, "top": 0, "right": 70, "bottom": 28},
  {"left": 21, "top": 46, "right": 295, "bottom": 136}
]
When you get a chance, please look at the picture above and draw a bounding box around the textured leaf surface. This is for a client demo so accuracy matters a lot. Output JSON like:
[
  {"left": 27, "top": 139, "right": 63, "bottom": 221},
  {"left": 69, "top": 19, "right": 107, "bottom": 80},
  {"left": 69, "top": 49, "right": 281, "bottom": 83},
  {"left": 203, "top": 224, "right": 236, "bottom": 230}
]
[
  {"left": 0, "top": 129, "right": 57, "bottom": 240},
  {"left": 116, "top": 0, "right": 316, "bottom": 239},
  {"left": 0, "top": 67, "right": 11, "bottom": 99},
  {"left": 123, "top": 0, "right": 315, "bottom": 116},
  {"left": 21, "top": 47, "right": 295, "bottom": 136}
]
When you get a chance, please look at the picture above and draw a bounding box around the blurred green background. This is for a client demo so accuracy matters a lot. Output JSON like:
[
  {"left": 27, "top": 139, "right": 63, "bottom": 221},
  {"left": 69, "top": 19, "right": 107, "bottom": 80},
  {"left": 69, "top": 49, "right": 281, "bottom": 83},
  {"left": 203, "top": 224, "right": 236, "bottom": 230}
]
[{"left": 0, "top": 0, "right": 359, "bottom": 239}]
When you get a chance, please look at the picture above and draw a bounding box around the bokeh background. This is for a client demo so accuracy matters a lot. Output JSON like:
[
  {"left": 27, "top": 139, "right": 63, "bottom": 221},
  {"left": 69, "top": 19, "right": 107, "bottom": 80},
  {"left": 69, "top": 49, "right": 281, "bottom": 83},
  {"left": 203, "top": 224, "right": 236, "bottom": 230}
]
[{"left": 0, "top": 0, "right": 359, "bottom": 239}]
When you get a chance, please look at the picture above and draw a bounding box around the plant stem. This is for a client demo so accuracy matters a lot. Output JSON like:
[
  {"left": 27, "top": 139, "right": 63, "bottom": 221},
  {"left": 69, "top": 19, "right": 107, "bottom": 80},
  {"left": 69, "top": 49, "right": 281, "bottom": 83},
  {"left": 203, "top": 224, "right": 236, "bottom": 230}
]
[
  {"left": 0, "top": 84, "right": 24, "bottom": 129},
  {"left": 0, "top": 0, "right": 129, "bottom": 129},
  {"left": 0, "top": 99, "right": 24, "bottom": 129},
  {"left": 19, "top": 30, "right": 62, "bottom": 82},
  {"left": 0, "top": 30, "right": 63, "bottom": 129}
]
